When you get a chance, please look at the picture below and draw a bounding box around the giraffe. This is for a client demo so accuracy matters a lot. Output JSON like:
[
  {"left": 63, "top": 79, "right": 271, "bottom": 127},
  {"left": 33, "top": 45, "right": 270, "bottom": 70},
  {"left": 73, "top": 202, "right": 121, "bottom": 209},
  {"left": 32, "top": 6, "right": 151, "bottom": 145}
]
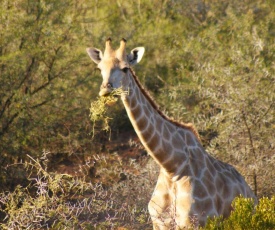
[{"left": 86, "top": 38, "right": 257, "bottom": 229}]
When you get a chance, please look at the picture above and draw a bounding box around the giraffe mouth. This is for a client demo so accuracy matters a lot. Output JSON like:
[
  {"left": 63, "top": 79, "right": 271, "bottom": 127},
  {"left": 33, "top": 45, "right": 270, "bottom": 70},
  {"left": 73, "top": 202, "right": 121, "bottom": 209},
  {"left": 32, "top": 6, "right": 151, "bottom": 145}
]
[
  {"left": 99, "top": 89, "right": 119, "bottom": 106},
  {"left": 99, "top": 87, "right": 124, "bottom": 106},
  {"left": 99, "top": 88, "right": 113, "bottom": 97},
  {"left": 104, "top": 94, "right": 118, "bottom": 106}
]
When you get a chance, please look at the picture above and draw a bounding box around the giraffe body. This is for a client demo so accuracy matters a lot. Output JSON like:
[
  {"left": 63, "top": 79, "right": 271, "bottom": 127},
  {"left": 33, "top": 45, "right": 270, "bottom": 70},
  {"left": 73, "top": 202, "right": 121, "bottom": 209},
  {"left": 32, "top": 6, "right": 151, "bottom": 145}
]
[{"left": 86, "top": 39, "right": 256, "bottom": 229}]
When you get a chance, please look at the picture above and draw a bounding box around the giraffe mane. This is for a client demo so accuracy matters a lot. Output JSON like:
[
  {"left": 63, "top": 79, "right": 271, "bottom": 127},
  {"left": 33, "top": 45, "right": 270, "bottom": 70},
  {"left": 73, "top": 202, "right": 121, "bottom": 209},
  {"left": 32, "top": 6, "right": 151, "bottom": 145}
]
[{"left": 129, "top": 68, "right": 201, "bottom": 142}]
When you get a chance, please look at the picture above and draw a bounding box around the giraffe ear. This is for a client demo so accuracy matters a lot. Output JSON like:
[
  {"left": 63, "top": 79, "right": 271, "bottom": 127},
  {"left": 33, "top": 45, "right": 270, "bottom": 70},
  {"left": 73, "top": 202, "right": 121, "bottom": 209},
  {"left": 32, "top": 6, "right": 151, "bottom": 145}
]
[
  {"left": 86, "top": 48, "right": 103, "bottom": 64},
  {"left": 127, "top": 47, "right": 145, "bottom": 66}
]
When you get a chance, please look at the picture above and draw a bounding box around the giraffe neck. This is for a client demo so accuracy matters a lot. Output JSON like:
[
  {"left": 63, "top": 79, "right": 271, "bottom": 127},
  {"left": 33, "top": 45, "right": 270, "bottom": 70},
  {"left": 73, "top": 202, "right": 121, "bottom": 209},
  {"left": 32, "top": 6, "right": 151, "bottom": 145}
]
[{"left": 121, "top": 69, "right": 201, "bottom": 176}]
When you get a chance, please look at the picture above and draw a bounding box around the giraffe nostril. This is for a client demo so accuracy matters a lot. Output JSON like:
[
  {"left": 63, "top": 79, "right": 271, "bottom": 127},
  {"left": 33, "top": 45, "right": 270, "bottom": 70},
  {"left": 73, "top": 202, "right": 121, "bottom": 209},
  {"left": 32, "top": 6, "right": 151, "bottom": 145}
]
[{"left": 101, "top": 83, "right": 112, "bottom": 89}]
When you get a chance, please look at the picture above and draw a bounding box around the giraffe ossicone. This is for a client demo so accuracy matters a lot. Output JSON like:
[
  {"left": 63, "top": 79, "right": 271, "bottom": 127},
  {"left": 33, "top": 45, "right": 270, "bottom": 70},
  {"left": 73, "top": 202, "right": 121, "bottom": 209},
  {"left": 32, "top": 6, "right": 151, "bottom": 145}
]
[{"left": 86, "top": 38, "right": 257, "bottom": 229}]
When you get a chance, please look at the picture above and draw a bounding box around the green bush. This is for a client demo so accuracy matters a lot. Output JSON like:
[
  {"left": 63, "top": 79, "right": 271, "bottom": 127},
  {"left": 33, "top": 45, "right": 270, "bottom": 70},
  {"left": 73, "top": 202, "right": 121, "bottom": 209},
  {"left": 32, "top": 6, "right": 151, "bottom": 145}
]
[
  {"left": 156, "top": 1, "right": 275, "bottom": 197},
  {"left": 204, "top": 196, "right": 275, "bottom": 230}
]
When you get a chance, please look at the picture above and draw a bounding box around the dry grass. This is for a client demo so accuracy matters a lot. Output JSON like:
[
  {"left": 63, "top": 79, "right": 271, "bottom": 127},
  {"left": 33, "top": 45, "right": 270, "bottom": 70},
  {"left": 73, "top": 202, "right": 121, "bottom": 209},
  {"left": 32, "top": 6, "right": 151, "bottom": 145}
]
[{"left": 0, "top": 150, "right": 157, "bottom": 229}]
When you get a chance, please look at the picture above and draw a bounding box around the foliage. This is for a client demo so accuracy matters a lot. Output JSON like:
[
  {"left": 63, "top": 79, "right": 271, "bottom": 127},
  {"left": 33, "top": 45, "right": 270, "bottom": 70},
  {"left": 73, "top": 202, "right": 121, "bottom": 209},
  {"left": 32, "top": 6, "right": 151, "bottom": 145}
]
[
  {"left": 156, "top": 1, "right": 275, "bottom": 197},
  {"left": 0, "top": 154, "right": 154, "bottom": 229},
  {"left": 204, "top": 196, "right": 275, "bottom": 230},
  {"left": 0, "top": 0, "right": 274, "bottom": 228},
  {"left": 89, "top": 88, "right": 126, "bottom": 136},
  {"left": 1, "top": 158, "right": 274, "bottom": 229},
  {"left": 0, "top": 156, "right": 93, "bottom": 229},
  {"left": 0, "top": 0, "right": 97, "bottom": 188}
]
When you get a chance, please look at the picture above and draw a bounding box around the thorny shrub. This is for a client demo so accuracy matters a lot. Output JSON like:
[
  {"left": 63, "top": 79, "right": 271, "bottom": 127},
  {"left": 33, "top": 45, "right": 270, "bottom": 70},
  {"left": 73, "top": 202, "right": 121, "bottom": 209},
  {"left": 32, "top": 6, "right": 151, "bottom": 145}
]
[{"left": 0, "top": 153, "right": 155, "bottom": 229}]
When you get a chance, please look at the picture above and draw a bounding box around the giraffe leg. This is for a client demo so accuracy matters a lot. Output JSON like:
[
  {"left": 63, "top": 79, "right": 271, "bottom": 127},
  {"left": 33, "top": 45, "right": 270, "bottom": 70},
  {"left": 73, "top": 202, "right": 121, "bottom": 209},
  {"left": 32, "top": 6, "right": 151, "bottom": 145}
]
[
  {"left": 173, "top": 178, "right": 194, "bottom": 229},
  {"left": 148, "top": 170, "right": 172, "bottom": 230}
]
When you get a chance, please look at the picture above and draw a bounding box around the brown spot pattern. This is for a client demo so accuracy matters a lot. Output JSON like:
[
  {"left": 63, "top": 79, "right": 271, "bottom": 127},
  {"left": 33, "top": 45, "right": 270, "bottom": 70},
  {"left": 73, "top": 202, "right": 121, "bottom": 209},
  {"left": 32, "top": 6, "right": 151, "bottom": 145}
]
[{"left": 193, "top": 180, "right": 208, "bottom": 199}]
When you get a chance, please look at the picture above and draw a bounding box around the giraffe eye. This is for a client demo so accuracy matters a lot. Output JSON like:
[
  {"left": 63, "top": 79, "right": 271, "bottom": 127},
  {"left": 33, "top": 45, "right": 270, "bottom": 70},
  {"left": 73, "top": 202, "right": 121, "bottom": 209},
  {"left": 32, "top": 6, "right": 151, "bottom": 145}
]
[{"left": 122, "top": 67, "right": 128, "bottom": 73}]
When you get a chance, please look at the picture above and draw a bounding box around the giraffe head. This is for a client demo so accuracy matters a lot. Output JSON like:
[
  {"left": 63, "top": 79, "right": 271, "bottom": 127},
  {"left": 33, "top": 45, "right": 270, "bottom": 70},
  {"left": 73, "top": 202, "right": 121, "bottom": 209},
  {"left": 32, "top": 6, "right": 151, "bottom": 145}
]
[{"left": 86, "top": 38, "right": 145, "bottom": 96}]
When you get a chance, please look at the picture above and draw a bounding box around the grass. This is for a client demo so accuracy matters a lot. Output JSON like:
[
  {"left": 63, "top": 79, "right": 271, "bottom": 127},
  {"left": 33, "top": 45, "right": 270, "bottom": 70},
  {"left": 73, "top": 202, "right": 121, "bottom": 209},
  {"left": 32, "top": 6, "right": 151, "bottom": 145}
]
[
  {"left": 0, "top": 151, "right": 155, "bottom": 229},
  {"left": 1, "top": 152, "right": 274, "bottom": 229}
]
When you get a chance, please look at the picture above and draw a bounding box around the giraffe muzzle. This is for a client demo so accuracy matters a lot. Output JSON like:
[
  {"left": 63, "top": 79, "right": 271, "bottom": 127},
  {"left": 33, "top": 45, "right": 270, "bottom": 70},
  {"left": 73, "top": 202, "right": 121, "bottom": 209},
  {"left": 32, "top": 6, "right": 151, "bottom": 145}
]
[{"left": 99, "top": 83, "right": 113, "bottom": 96}]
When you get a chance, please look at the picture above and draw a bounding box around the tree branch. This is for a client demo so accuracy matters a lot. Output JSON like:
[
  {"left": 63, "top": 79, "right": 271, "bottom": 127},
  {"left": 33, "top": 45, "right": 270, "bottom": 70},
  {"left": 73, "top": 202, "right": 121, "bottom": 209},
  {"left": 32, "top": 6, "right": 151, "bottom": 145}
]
[
  {"left": 0, "top": 94, "right": 14, "bottom": 119},
  {"left": 241, "top": 110, "right": 257, "bottom": 159},
  {"left": 0, "top": 112, "right": 19, "bottom": 137}
]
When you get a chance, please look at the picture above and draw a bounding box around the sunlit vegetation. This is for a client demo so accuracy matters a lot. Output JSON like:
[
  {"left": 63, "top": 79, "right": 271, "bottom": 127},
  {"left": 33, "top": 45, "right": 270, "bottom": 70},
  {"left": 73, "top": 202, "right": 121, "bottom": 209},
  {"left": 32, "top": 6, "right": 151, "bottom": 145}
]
[{"left": 1, "top": 0, "right": 274, "bottom": 228}]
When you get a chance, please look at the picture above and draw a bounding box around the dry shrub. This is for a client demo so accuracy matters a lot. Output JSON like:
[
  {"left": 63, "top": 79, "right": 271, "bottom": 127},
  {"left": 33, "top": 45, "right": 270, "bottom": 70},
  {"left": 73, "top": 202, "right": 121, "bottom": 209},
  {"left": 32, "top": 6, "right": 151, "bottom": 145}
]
[{"left": 0, "top": 152, "right": 157, "bottom": 229}]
